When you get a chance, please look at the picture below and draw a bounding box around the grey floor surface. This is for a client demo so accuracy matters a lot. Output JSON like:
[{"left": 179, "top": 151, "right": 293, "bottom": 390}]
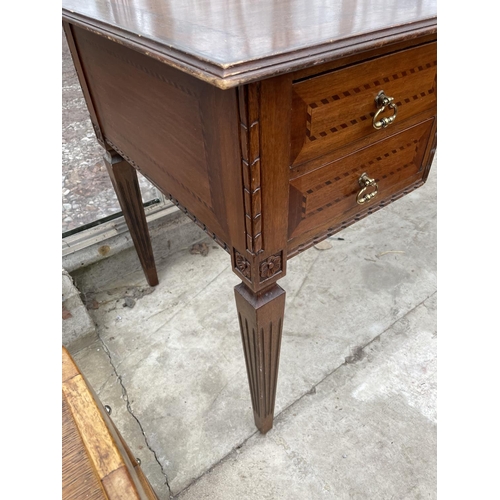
[{"left": 70, "top": 159, "right": 437, "bottom": 499}]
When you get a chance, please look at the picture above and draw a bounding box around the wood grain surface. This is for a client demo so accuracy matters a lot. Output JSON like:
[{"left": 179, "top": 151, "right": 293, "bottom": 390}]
[
  {"left": 69, "top": 24, "right": 244, "bottom": 252},
  {"left": 291, "top": 42, "right": 437, "bottom": 167},
  {"left": 62, "top": 0, "right": 436, "bottom": 87},
  {"left": 62, "top": 347, "right": 158, "bottom": 499},
  {"left": 62, "top": 1, "right": 437, "bottom": 435},
  {"left": 288, "top": 119, "right": 434, "bottom": 252},
  {"left": 63, "top": 395, "right": 107, "bottom": 500},
  {"left": 234, "top": 283, "right": 286, "bottom": 433},
  {"left": 104, "top": 148, "right": 159, "bottom": 287}
]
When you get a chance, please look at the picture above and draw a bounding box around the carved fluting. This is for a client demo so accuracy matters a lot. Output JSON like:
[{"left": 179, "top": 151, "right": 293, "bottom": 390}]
[
  {"left": 235, "top": 283, "right": 285, "bottom": 434},
  {"left": 238, "top": 317, "right": 282, "bottom": 421},
  {"left": 238, "top": 84, "right": 263, "bottom": 254}
]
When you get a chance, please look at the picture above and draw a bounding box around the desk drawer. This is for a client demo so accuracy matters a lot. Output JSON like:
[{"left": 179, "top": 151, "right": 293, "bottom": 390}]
[
  {"left": 288, "top": 119, "right": 433, "bottom": 242},
  {"left": 290, "top": 42, "right": 437, "bottom": 168}
]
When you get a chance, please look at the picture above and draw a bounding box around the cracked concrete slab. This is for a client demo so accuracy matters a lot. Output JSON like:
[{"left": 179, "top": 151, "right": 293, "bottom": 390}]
[
  {"left": 70, "top": 159, "right": 436, "bottom": 498},
  {"left": 177, "top": 293, "right": 437, "bottom": 500},
  {"left": 62, "top": 269, "right": 97, "bottom": 352},
  {"left": 73, "top": 339, "right": 173, "bottom": 497}
]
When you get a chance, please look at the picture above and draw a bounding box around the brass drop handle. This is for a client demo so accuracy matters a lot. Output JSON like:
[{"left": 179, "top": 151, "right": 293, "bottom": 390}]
[
  {"left": 357, "top": 173, "right": 378, "bottom": 205},
  {"left": 372, "top": 90, "right": 398, "bottom": 129}
]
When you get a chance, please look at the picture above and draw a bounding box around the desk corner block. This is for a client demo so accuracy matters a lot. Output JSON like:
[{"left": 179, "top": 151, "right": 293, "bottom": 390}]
[
  {"left": 234, "top": 281, "right": 286, "bottom": 434},
  {"left": 232, "top": 247, "right": 286, "bottom": 291}
]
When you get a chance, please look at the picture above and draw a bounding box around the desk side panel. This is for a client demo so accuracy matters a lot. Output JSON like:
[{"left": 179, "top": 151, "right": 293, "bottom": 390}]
[{"left": 70, "top": 25, "right": 245, "bottom": 251}]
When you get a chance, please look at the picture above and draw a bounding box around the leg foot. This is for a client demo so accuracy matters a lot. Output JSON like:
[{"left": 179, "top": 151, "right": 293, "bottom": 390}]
[
  {"left": 234, "top": 283, "right": 285, "bottom": 433},
  {"left": 104, "top": 149, "right": 159, "bottom": 287}
]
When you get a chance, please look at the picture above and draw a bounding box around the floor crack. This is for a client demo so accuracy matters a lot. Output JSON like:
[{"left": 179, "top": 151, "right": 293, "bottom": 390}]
[
  {"left": 273, "top": 291, "right": 437, "bottom": 424},
  {"left": 98, "top": 333, "right": 174, "bottom": 499},
  {"left": 173, "top": 290, "right": 436, "bottom": 497}
]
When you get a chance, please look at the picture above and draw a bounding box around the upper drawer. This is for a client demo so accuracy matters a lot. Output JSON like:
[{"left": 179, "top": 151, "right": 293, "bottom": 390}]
[{"left": 290, "top": 42, "right": 437, "bottom": 167}]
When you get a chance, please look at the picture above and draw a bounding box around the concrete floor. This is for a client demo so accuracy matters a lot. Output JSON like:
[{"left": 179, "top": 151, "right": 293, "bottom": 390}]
[{"left": 69, "top": 159, "right": 437, "bottom": 499}]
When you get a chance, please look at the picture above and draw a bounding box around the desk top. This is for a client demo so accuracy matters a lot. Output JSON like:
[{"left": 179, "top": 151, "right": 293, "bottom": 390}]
[{"left": 62, "top": 0, "right": 436, "bottom": 87}]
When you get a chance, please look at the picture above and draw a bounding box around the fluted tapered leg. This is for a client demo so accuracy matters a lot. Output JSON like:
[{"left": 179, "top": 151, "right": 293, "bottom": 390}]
[
  {"left": 234, "top": 282, "right": 286, "bottom": 433},
  {"left": 104, "top": 149, "right": 158, "bottom": 287}
]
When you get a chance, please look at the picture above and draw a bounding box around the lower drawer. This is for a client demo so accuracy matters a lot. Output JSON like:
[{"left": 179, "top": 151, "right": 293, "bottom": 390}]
[{"left": 288, "top": 118, "right": 434, "bottom": 245}]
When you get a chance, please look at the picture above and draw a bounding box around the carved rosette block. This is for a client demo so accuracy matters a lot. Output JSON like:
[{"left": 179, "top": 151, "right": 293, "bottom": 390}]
[
  {"left": 235, "top": 250, "right": 252, "bottom": 280},
  {"left": 234, "top": 250, "right": 284, "bottom": 287},
  {"left": 234, "top": 283, "right": 286, "bottom": 433},
  {"left": 259, "top": 253, "right": 282, "bottom": 282}
]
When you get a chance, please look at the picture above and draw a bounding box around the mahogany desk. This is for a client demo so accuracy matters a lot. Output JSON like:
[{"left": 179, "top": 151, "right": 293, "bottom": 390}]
[{"left": 62, "top": 0, "right": 437, "bottom": 434}]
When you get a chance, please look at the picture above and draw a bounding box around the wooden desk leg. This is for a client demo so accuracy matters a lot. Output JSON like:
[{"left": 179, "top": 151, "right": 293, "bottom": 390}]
[
  {"left": 104, "top": 149, "right": 159, "bottom": 287},
  {"left": 234, "top": 282, "right": 286, "bottom": 433}
]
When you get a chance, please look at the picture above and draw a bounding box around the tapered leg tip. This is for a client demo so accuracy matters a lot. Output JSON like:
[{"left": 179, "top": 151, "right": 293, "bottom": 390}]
[
  {"left": 255, "top": 415, "right": 274, "bottom": 434},
  {"left": 146, "top": 272, "right": 159, "bottom": 287}
]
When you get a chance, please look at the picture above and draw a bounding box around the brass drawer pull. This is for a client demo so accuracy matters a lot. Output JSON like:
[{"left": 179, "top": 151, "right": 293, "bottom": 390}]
[
  {"left": 357, "top": 173, "right": 378, "bottom": 204},
  {"left": 373, "top": 90, "right": 398, "bottom": 129}
]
